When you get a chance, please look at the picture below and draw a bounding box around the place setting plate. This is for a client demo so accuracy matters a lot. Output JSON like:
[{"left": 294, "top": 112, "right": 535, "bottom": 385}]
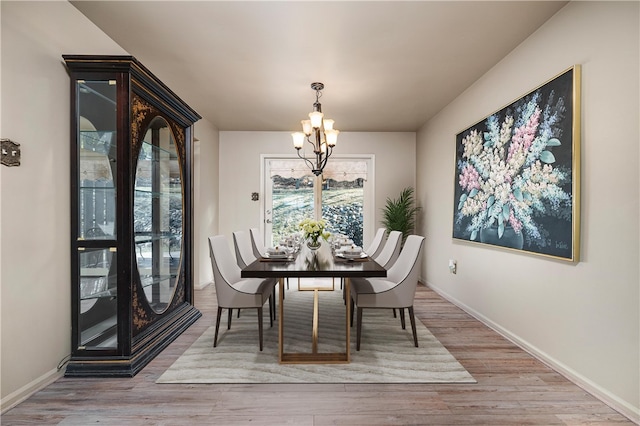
[
  {"left": 334, "top": 252, "right": 369, "bottom": 262},
  {"left": 260, "top": 248, "right": 296, "bottom": 262}
]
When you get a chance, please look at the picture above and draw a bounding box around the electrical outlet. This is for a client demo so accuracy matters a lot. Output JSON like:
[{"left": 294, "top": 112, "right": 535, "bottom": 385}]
[{"left": 448, "top": 259, "right": 457, "bottom": 274}]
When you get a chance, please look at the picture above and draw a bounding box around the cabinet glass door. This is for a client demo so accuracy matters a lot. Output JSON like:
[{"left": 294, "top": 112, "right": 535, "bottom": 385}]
[
  {"left": 76, "top": 79, "right": 118, "bottom": 349},
  {"left": 134, "top": 116, "right": 182, "bottom": 313}
]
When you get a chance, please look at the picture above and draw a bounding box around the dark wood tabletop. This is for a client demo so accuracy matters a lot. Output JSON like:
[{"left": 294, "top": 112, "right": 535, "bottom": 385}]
[{"left": 241, "top": 242, "right": 387, "bottom": 279}]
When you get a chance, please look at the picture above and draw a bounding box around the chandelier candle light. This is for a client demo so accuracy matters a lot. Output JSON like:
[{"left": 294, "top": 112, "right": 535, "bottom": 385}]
[{"left": 291, "top": 82, "right": 339, "bottom": 176}]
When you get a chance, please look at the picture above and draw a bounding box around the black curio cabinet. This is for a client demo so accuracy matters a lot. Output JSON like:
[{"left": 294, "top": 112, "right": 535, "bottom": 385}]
[{"left": 64, "top": 55, "right": 202, "bottom": 376}]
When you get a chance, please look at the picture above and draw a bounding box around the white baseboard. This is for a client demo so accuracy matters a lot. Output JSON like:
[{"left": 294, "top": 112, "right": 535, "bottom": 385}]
[
  {"left": 3, "top": 283, "right": 213, "bottom": 414},
  {"left": 426, "top": 281, "right": 640, "bottom": 425},
  {"left": 195, "top": 280, "right": 211, "bottom": 290},
  {"left": 1, "top": 368, "right": 63, "bottom": 414}
]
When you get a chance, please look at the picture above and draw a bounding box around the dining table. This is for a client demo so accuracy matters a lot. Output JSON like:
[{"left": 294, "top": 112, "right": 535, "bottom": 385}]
[{"left": 241, "top": 241, "right": 387, "bottom": 364}]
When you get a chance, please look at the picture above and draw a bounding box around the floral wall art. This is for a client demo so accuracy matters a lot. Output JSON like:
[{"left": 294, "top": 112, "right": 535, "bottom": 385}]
[{"left": 453, "top": 66, "right": 581, "bottom": 261}]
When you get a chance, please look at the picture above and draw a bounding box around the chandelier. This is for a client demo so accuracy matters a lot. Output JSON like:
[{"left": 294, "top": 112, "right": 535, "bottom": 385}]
[{"left": 291, "top": 82, "right": 339, "bottom": 176}]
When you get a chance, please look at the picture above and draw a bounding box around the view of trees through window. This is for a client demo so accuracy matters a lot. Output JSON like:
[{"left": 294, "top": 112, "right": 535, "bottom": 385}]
[{"left": 272, "top": 175, "right": 364, "bottom": 247}]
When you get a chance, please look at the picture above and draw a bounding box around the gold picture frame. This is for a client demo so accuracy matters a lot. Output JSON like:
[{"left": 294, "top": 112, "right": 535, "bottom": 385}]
[{"left": 452, "top": 65, "right": 581, "bottom": 262}]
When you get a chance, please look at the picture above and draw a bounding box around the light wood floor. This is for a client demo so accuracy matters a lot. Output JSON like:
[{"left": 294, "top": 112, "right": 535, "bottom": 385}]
[{"left": 2, "top": 283, "right": 633, "bottom": 425}]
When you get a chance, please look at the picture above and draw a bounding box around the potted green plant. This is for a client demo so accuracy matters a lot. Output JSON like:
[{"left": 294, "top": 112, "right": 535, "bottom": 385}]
[{"left": 381, "top": 187, "right": 421, "bottom": 244}]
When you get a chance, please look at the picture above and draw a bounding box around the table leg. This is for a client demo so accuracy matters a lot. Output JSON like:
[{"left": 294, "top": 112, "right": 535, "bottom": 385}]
[
  {"left": 345, "top": 277, "right": 351, "bottom": 362},
  {"left": 280, "top": 276, "right": 350, "bottom": 364},
  {"left": 278, "top": 277, "right": 284, "bottom": 363},
  {"left": 312, "top": 289, "right": 319, "bottom": 354}
]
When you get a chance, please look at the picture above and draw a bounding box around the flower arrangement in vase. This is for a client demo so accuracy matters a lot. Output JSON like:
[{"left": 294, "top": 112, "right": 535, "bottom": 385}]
[{"left": 299, "top": 218, "right": 330, "bottom": 250}]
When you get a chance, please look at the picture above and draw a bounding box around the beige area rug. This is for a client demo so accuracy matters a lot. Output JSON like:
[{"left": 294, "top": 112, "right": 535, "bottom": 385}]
[{"left": 157, "top": 282, "right": 475, "bottom": 384}]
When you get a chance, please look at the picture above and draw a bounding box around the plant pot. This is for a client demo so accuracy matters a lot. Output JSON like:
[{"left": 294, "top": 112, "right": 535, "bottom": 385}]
[{"left": 479, "top": 224, "right": 524, "bottom": 250}]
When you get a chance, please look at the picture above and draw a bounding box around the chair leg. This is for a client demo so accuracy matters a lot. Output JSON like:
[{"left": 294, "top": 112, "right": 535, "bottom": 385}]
[
  {"left": 356, "top": 307, "right": 363, "bottom": 351},
  {"left": 393, "top": 308, "right": 397, "bottom": 318},
  {"left": 237, "top": 309, "right": 241, "bottom": 318},
  {"left": 408, "top": 306, "right": 418, "bottom": 347},
  {"left": 350, "top": 298, "right": 355, "bottom": 327},
  {"left": 269, "top": 289, "right": 273, "bottom": 323},
  {"left": 257, "top": 307, "right": 264, "bottom": 351},
  {"left": 227, "top": 308, "right": 233, "bottom": 329},
  {"left": 213, "top": 307, "right": 222, "bottom": 347},
  {"left": 399, "top": 308, "right": 406, "bottom": 329}
]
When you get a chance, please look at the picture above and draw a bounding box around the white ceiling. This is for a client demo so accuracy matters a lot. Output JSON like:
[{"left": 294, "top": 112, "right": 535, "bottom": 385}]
[{"left": 71, "top": 1, "right": 567, "bottom": 132}]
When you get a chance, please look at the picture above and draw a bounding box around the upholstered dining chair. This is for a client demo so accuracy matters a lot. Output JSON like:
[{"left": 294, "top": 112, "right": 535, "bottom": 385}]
[
  {"left": 372, "top": 230, "right": 402, "bottom": 319},
  {"left": 373, "top": 230, "right": 402, "bottom": 269},
  {"left": 249, "top": 227, "right": 267, "bottom": 258},
  {"left": 350, "top": 234, "right": 426, "bottom": 350},
  {"left": 209, "top": 235, "right": 277, "bottom": 351},
  {"left": 336, "top": 228, "right": 387, "bottom": 291},
  {"left": 364, "top": 227, "right": 387, "bottom": 259},
  {"left": 250, "top": 227, "right": 290, "bottom": 290},
  {"left": 233, "top": 230, "right": 257, "bottom": 269},
  {"left": 234, "top": 230, "right": 278, "bottom": 318}
]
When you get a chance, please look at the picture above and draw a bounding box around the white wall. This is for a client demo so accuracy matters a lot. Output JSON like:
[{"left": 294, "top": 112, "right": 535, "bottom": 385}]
[
  {"left": 193, "top": 121, "right": 219, "bottom": 289},
  {"left": 0, "top": 1, "right": 219, "bottom": 409},
  {"left": 218, "top": 131, "right": 416, "bottom": 246},
  {"left": 416, "top": 1, "right": 639, "bottom": 421},
  {"left": 0, "top": 1, "right": 127, "bottom": 409}
]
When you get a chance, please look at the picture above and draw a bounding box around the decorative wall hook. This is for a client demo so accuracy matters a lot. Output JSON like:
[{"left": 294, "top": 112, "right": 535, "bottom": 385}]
[{"left": 1, "top": 139, "right": 21, "bottom": 167}]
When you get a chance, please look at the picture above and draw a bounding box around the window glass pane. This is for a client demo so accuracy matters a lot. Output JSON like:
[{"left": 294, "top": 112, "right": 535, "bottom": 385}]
[
  {"left": 271, "top": 174, "right": 314, "bottom": 246},
  {"left": 322, "top": 162, "right": 365, "bottom": 247}
]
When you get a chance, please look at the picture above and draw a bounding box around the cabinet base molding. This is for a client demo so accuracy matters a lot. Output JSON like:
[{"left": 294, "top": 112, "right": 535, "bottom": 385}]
[{"left": 65, "top": 304, "right": 201, "bottom": 377}]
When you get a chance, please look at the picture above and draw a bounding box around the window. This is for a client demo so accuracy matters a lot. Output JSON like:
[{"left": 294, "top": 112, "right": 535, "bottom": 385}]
[{"left": 263, "top": 157, "right": 372, "bottom": 248}]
